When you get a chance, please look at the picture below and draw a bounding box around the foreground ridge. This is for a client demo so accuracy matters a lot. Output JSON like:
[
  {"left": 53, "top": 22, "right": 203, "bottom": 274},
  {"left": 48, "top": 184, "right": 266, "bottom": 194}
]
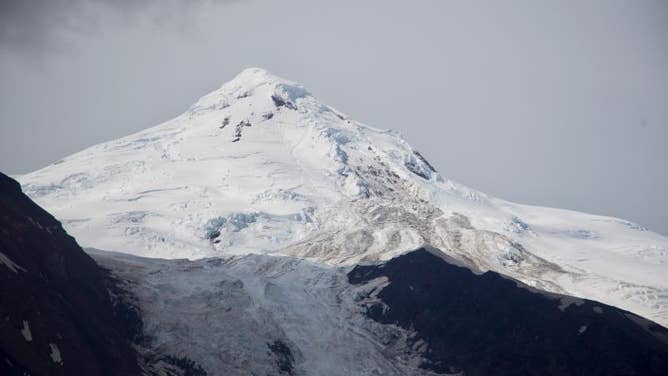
[{"left": 0, "top": 173, "right": 141, "bottom": 375}]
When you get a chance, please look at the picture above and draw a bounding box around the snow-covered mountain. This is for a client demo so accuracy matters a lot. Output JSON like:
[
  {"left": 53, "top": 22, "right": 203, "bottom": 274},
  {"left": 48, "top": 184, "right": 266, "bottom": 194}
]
[{"left": 19, "top": 68, "right": 668, "bottom": 329}]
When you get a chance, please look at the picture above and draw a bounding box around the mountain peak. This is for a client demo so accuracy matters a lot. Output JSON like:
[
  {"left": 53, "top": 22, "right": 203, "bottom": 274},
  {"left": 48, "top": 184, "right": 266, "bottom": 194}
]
[
  {"left": 223, "top": 67, "right": 308, "bottom": 98},
  {"left": 228, "top": 67, "right": 286, "bottom": 86},
  {"left": 189, "top": 67, "right": 311, "bottom": 116}
]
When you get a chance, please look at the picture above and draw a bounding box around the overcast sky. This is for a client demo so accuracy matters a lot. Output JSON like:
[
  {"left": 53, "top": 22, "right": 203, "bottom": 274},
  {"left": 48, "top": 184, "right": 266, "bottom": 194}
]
[{"left": 1, "top": 0, "right": 667, "bottom": 235}]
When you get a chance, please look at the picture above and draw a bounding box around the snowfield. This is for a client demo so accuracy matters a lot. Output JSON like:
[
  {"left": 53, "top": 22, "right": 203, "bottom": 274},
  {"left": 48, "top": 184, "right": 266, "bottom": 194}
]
[{"left": 19, "top": 68, "right": 668, "bottom": 327}]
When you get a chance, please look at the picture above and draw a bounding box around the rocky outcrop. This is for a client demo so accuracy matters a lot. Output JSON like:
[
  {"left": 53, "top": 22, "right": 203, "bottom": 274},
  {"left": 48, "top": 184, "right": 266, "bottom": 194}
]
[
  {"left": 0, "top": 172, "right": 141, "bottom": 375},
  {"left": 349, "top": 248, "right": 668, "bottom": 376}
]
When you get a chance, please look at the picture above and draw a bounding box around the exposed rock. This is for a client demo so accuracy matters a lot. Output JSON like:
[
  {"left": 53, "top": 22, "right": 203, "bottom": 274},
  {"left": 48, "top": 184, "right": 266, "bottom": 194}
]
[
  {"left": 0, "top": 172, "right": 141, "bottom": 375},
  {"left": 348, "top": 248, "right": 668, "bottom": 376}
]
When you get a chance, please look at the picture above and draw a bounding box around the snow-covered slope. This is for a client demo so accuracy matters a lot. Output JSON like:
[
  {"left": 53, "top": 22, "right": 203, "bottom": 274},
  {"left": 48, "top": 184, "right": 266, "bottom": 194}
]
[{"left": 18, "top": 68, "right": 668, "bottom": 327}]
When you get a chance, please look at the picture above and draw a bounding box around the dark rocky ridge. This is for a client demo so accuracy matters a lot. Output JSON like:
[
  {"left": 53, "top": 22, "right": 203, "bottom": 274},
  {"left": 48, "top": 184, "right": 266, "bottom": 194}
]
[
  {"left": 348, "top": 248, "right": 668, "bottom": 376},
  {"left": 0, "top": 172, "right": 141, "bottom": 375}
]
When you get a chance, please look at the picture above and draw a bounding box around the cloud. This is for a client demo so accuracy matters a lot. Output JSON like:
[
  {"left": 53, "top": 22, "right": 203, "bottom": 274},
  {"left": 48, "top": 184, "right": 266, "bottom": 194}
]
[{"left": 0, "top": 0, "right": 236, "bottom": 56}]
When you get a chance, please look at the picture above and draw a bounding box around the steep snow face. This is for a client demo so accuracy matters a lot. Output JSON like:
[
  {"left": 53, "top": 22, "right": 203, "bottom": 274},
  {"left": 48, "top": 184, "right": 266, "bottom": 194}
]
[{"left": 19, "top": 68, "right": 668, "bottom": 327}]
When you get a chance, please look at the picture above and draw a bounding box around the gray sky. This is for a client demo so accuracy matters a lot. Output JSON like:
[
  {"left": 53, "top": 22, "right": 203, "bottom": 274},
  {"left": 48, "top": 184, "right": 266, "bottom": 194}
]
[{"left": 1, "top": 0, "right": 667, "bottom": 235}]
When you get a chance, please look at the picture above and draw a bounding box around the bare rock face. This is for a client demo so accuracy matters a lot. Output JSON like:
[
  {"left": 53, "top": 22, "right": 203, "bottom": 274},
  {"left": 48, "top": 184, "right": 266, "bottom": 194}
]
[
  {"left": 349, "top": 249, "right": 668, "bottom": 376},
  {"left": 0, "top": 172, "right": 141, "bottom": 376}
]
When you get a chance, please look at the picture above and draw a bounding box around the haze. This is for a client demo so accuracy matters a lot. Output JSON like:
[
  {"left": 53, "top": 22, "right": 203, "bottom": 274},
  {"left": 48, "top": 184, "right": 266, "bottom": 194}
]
[{"left": 1, "top": 0, "right": 667, "bottom": 235}]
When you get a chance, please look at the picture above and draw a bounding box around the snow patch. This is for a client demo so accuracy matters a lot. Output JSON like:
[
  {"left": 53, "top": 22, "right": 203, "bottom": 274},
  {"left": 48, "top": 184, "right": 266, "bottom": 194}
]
[
  {"left": 49, "top": 343, "right": 63, "bottom": 364},
  {"left": 21, "top": 320, "right": 32, "bottom": 342},
  {"left": 558, "top": 296, "right": 585, "bottom": 311},
  {"left": 0, "top": 252, "right": 26, "bottom": 273}
]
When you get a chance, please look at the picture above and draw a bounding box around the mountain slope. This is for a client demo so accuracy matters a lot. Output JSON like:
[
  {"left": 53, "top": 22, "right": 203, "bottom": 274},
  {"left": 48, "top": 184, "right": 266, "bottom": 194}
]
[
  {"left": 18, "top": 68, "right": 668, "bottom": 327},
  {"left": 0, "top": 172, "right": 141, "bottom": 375}
]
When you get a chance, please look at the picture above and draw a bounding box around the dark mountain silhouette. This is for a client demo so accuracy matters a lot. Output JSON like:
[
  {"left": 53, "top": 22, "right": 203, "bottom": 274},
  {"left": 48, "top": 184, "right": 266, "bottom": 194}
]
[
  {"left": 349, "top": 248, "right": 668, "bottom": 376},
  {"left": 0, "top": 172, "right": 141, "bottom": 375}
]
